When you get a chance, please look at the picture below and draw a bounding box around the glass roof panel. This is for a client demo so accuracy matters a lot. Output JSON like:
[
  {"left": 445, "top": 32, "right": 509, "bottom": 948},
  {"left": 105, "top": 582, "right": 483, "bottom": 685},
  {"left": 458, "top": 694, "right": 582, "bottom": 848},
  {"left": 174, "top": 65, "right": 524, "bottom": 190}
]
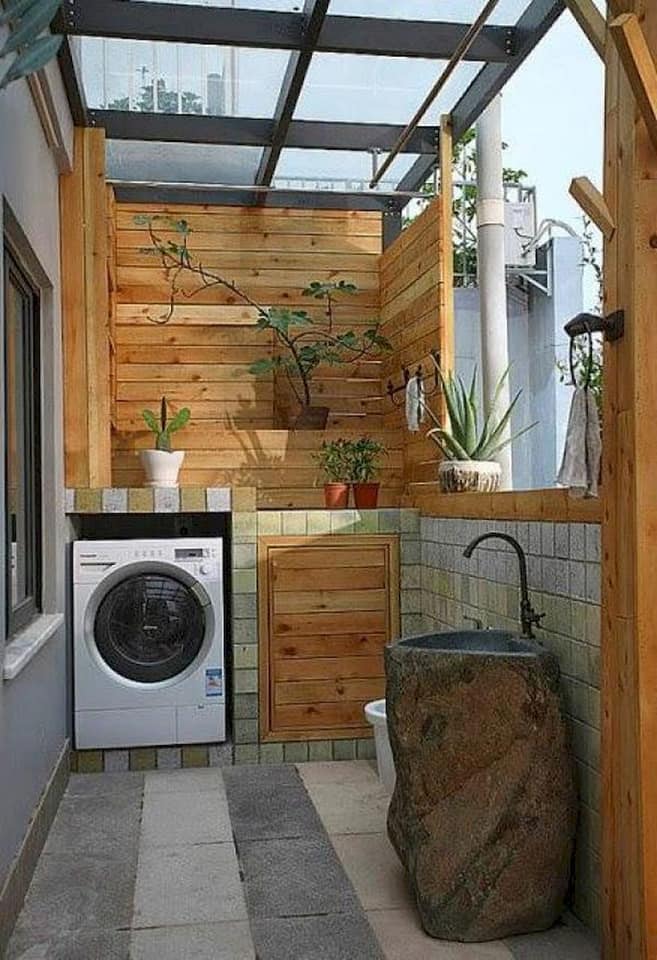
[
  {"left": 328, "top": 0, "right": 529, "bottom": 24},
  {"left": 274, "top": 149, "right": 420, "bottom": 192},
  {"left": 294, "top": 54, "right": 482, "bottom": 125},
  {"left": 80, "top": 37, "right": 290, "bottom": 117},
  {"left": 106, "top": 140, "right": 263, "bottom": 185},
  {"left": 136, "top": 0, "right": 302, "bottom": 8}
]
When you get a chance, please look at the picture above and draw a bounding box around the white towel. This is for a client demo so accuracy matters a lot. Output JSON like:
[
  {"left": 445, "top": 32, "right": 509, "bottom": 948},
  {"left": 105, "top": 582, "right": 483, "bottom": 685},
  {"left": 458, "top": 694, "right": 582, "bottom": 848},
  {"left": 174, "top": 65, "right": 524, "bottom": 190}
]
[
  {"left": 557, "top": 388, "right": 602, "bottom": 498},
  {"left": 405, "top": 376, "right": 425, "bottom": 432}
]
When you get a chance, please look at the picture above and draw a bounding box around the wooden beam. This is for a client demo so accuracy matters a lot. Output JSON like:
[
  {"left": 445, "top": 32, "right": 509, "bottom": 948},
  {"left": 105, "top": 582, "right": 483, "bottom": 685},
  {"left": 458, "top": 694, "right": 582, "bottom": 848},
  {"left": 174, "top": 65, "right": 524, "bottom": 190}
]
[
  {"left": 610, "top": 12, "right": 657, "bottom": 153},
  {"left": 569, "top": 175, "right": 616, "bottom": 238},
  {"left": 564, "top": 0, "right": 606, "bottom": 58},
  {"left": 601, "top": 1, "right": 657, "bottom": 956}
]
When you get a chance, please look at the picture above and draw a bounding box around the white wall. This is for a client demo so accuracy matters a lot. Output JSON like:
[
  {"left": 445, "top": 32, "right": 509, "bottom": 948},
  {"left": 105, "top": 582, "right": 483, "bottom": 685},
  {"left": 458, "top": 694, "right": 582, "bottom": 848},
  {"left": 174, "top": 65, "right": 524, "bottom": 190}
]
[{"left": 0, "top": 57, "right": 73, "bottom": 884}]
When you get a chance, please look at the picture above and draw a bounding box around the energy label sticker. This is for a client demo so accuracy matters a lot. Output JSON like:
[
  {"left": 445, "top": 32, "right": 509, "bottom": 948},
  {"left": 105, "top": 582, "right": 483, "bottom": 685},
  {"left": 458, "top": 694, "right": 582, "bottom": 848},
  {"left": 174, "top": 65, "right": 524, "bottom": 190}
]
[{"left": 205, "top": 668, "right": 223, "bottom": 697}]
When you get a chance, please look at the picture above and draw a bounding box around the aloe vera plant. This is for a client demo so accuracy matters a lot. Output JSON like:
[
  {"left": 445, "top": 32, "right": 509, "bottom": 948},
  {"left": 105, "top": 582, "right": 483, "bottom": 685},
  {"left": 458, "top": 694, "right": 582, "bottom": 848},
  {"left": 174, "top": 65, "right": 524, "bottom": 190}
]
[
  {"left": 425, "top": 362, "right": 536, "bottom": 461},
  {"left": 0, "top": 0, "right": 63, "bottom": 91},
  {"left": 142, "top": 398, "right": 190, "bottom": 452}
]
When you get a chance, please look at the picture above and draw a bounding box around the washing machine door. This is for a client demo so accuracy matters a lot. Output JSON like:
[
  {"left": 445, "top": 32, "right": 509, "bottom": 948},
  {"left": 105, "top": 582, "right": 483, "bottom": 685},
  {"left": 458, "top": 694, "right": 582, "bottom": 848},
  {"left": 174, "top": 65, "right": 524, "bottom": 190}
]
[{"left": 93, "top": 568, "right": 208, "bottom": 684}]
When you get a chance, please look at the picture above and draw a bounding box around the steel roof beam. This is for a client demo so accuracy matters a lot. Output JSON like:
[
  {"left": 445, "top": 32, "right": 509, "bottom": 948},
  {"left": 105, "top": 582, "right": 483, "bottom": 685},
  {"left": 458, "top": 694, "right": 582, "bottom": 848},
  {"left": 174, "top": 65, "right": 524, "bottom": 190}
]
[
  {"left": 395, "top": 0, "right": 566, "bottom": 194},
  {"left": 255, "top": 0, "right": 331, "bottom": 187},
  {"left": 90, "top": 110, "right": 438, "bottom": 155},
  {"left": 58, "top": 0, "right": 514, "bottom": 62}
]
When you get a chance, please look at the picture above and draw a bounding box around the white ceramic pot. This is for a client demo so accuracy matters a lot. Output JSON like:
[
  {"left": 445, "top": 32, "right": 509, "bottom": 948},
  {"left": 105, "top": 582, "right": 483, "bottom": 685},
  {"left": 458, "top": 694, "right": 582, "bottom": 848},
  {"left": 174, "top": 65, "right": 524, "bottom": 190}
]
[
  {"left": 139, "top": 449, "right": 185, "bottom": 488},
  {"left": 364, "top": 698, "right": 395, "bottom": 793},
  {"left": 438, "top": 459, "right": 501, "bottom": 494}
]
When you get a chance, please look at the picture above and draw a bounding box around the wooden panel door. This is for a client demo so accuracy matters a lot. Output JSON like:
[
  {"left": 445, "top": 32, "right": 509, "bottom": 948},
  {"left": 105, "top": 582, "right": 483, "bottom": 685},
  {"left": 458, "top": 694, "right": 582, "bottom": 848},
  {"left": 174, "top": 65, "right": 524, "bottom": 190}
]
[{"left": 258, "top": 535, "right": 400, "bottom": 741}]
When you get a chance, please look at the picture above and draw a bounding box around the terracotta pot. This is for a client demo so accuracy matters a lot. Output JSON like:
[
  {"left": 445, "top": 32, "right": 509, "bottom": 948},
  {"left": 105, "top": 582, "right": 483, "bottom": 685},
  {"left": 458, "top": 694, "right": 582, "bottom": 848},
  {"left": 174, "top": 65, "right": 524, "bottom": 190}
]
[
  {"left": 139, "top": 449, "right": 185, "bottom": 488},
  {"left": 352, "top": 482, "right": 380, "bottom": 509},
  {"left": 294, "top": 405, "right": 330, "bottom": 430},
  {"left": 438, "top": 460, "right": 501, "bottom": 494},
  {"left": 324, "top": 483, "right": 350, "bottom": 509}
]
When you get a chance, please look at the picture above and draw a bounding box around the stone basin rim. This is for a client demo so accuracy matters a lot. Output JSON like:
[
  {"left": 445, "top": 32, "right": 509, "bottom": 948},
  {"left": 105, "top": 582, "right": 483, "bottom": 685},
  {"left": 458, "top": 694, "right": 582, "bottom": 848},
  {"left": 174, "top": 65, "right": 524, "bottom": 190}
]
[{"left": 391, "top": 629, "right": 541, "bottom": 658}]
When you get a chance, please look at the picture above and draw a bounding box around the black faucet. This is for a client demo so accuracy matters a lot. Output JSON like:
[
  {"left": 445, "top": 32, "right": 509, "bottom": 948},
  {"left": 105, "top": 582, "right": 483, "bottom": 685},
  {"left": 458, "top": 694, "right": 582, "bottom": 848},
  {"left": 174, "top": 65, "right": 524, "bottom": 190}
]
[{"left": 463, "top": 533, "right": 544, "bottom": 639}]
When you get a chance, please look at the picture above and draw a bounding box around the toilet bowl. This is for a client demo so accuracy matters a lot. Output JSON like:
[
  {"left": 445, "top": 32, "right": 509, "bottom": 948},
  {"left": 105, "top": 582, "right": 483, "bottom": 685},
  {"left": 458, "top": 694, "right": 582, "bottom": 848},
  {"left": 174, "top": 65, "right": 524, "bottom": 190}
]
[{"left": 364, "top": 698, "right": 395, "bottom": 793}]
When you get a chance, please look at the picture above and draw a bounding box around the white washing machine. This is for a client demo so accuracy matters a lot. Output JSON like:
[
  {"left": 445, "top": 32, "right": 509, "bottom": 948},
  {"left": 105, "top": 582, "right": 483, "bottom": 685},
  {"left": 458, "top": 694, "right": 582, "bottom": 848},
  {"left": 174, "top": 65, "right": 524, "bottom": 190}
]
[{"left": 73, "top": 538, "right": 225, "bottom": 750}]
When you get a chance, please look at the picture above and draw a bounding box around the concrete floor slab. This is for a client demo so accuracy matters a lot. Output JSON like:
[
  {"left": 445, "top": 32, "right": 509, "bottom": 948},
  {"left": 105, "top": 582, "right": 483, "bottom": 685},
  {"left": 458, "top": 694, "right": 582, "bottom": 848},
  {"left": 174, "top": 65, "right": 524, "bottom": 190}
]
[
  {"left": 42, "top": 793, "right": 142, "bottom": 859},
  {"left": 66, "top": 772, "right": 144, "bottom": 797},
  {"left": 143, "top": 769, "right": 224, "bottom": 795},
  {"left": 7, "top": 929, "right": 131, "bottom": 960},
  {"left": 505, "top": 921, "right": 601, "bottom": 959},
  {"left": 305, "top": 780, "right": 390, "bottom": 835},
  {"left": 133, "top": 843, "right": 247, "bottom": 928},
  {"left": 130, "top": 921, "right": 255, "bottom": 960},
  {"left": 297, "top": 760, "right": 379, "bottom": 788},
  {"left": 140, "top": 790, "right": 232, "bottom": 847},
  {"left": 238, "top": 836, "right": 362, "bottom": 919},
  {"left": 368, "top": 906, "right": 514, "bottom": 960},
  {"left": 332, "top": 833, "right": 411, "bottom": 911},
  {"left": 224, "top": 768, "right": 325, "bottom": 842},
  {"left": 250, "top": 914, "right": 385, "bottom": 960}
]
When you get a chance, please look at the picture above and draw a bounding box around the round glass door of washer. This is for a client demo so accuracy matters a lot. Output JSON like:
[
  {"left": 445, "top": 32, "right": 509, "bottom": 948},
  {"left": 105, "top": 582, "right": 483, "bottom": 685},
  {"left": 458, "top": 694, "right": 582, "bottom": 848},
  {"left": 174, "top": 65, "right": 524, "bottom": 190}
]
[{"left": 93, "top": 572, "right": 207, "bottom": 683}]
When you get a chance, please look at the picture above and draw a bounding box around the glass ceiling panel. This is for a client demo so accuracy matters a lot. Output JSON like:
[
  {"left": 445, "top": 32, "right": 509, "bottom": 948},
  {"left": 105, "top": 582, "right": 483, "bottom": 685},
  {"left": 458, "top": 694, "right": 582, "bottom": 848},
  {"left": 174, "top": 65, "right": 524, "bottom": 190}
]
[
  {"left": 135, "top": 0, "right": 302, "bottom": 8},
  {"left": 80, "top": 37, "right": 290, "bottom": 117},
  {"left": 106, "top": 140, "right": 263, "bottom": 185},
  {"left": 329, "top": 0, "right": 529, "bottom": 25},
  {"left": 295, "top": 54, "right": 482, "bottom": 125},
  {"left": 274, "top": 149, "right": 420, "bottom": 192}
]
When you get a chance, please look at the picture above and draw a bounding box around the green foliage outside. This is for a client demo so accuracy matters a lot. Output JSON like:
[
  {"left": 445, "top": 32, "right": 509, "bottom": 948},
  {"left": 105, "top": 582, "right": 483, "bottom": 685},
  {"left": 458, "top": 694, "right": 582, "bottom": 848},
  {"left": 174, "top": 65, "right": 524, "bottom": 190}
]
[{"left": 0, "top": 0, "right": 62, "bottom": 91}]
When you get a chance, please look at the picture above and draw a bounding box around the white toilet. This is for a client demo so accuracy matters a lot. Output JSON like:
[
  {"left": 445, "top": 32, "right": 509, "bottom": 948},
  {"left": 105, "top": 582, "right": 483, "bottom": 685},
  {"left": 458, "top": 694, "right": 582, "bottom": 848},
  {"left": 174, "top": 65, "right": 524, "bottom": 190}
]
[{"left": 364, "top": 699, "right": 396, "bottom": 793}]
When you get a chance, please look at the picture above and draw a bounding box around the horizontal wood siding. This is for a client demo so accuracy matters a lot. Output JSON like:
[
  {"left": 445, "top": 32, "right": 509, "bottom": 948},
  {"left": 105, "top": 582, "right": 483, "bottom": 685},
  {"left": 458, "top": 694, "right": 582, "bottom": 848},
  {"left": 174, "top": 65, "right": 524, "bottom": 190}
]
[{"left": 259, "top": 536, "right": 400, "bottom": 741}]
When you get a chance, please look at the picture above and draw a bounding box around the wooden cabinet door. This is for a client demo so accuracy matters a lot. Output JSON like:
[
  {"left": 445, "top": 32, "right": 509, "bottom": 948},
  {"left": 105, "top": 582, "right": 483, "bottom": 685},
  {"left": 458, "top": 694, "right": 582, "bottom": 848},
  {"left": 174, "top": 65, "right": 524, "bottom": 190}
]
[{"left": 258, "top": 535, "right": 400, "bottom": 741}]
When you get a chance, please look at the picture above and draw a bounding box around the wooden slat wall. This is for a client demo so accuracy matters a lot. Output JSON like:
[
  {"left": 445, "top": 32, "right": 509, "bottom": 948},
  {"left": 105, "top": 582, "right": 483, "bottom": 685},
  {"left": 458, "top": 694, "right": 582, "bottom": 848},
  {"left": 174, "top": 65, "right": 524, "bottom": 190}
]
[
  {"left": 258, "top": 536, "right": 399, "bottom": 741},
  {"left": 379, "top": 199, "right": 446, "bottom": 497},
  {"left": 60, "top": 128, "right": 112, "bottom": 487}
]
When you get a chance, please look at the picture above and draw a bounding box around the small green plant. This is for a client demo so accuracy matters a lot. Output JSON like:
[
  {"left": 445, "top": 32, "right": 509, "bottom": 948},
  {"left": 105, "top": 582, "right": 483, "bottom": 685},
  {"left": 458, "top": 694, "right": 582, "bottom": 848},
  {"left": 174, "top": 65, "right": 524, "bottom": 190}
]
[
  {"left": 425, "top": 363, "right": 536, "bottom": 461},
  {"left": 314, "top": 438, "right": 352, "bottom": 483},
  {"left": 0, "top": 0, "right": 63, "bottom": 91},
  {"left": 346, "top": 437, "right": 386, "bottom": 483},
  {"left": 142, "top": 397, "right": 190, "bottom": 452}
]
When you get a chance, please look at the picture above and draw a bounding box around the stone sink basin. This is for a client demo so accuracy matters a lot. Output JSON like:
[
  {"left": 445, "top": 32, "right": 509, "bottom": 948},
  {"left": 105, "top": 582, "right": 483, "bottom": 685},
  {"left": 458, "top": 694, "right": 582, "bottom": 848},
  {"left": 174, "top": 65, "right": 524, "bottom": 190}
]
[{"left": 384, "top": 629, "right": 577, "bottom": 943}]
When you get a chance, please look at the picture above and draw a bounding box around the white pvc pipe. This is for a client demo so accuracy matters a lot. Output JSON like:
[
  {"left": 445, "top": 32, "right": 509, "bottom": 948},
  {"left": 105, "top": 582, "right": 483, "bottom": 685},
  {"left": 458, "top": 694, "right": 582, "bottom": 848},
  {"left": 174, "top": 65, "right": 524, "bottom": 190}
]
[{"left": 476, "top": 96, "right": 513, "bottom": 489}]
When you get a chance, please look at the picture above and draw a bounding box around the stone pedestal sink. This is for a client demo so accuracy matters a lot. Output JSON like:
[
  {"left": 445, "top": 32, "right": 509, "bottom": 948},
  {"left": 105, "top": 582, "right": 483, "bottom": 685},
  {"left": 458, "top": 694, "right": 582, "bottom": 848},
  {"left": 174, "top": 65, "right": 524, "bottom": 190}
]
[{"left": 384, "top": 630, "right": 577, "bottom": 943}]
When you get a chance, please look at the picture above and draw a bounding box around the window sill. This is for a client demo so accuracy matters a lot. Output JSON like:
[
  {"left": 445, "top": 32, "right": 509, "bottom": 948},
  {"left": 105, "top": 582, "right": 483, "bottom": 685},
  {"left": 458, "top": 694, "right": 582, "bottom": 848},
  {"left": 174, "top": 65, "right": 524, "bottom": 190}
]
[{"left": 3, "top": 613, "right": 64, "bottom": 681}]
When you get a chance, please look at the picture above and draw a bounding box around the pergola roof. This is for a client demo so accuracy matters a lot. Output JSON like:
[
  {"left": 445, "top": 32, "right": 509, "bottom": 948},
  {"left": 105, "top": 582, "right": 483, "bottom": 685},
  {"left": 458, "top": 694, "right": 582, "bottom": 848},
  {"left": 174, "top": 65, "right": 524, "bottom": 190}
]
[{"left": 55, "top": 0, "right": 565, "bottom": 213}]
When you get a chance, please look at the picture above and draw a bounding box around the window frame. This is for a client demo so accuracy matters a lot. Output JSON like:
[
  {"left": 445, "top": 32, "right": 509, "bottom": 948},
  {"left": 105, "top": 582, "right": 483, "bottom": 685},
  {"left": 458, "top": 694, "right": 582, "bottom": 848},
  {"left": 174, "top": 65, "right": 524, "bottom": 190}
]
[{"left": 3, "top": 245, "right": 42, "bottom": 637}]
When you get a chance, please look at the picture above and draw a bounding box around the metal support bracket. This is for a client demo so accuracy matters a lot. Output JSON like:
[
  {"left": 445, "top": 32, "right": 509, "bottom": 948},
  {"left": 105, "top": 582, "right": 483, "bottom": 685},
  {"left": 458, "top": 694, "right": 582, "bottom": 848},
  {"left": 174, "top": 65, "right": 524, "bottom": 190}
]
[{"left": 564, "top": 310, "right": 625, "bottom": 342}]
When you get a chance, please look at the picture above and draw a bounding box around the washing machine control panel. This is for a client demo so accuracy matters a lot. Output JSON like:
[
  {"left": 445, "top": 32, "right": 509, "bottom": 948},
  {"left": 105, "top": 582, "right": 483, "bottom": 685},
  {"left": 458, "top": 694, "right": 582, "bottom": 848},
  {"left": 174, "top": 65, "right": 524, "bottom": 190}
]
[{"left": 74, "top": 539, "right": 222, "bottom": 583}]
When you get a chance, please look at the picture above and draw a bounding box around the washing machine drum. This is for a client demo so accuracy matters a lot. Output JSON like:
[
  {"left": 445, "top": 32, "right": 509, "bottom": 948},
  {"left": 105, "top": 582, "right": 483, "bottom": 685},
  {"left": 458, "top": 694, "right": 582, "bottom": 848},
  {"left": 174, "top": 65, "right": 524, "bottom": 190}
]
[{"left": 94, "top": 572, "right": 206, "bottom": 683}]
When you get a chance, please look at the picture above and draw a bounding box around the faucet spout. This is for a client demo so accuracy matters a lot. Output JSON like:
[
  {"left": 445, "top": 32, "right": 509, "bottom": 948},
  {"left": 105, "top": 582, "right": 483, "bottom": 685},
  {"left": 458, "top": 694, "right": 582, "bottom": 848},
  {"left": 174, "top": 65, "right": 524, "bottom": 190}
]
[{"left": 463, "top": 532, "right": 544, "bottom": 639}]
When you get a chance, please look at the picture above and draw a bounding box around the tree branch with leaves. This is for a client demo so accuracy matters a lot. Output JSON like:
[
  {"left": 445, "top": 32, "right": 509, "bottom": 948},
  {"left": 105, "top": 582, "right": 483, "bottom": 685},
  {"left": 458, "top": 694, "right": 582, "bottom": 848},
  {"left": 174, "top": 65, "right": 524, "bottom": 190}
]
[{"left": 0, "top": 0, "right": 62, "bottom": 91}]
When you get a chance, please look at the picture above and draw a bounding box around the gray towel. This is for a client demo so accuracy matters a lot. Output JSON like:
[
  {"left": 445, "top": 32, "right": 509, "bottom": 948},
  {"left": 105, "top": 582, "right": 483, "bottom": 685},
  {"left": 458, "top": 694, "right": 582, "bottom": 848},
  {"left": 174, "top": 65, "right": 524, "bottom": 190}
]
[{"left": 557, "top": 387, "right": 601, "bottom": 498}]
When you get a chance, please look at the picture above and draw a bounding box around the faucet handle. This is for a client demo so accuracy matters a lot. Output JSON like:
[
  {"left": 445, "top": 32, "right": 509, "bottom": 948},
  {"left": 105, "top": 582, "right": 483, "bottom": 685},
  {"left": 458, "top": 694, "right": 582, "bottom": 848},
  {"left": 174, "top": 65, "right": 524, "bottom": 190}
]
[{"left": 464, "top": 614, "right": 484, "bottom": 631}]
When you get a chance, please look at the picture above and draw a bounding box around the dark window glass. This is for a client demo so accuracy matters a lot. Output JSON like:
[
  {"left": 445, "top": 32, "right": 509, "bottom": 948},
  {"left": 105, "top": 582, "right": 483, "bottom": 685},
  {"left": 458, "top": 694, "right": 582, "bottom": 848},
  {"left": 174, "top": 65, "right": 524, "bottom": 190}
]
[
  {"left": 94, "top": 573, "right": 206, "bottom": 683},
  {"left": 4, "top": 248, "right": 41, "bottom": 635}
]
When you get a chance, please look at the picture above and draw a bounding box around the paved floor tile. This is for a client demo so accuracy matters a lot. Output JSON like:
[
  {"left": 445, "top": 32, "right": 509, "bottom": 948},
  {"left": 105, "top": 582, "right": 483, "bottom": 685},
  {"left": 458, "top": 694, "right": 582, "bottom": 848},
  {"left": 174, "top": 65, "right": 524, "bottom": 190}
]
[
  {"left": 224, "top": 765, "right": 324, "bottom": 842},
  {"left": 238, "top": 836, "right": 362, "bottom": 919},
  {"left": 332, "top": 832, "right": 411, "bottom": 911},
  {"left": 305, "top": 779, "right": 390, "bottom": 835},
  {"left": 7, "top": 854, "right": 136, "bottom": 956},
  {"left": 367, "top": 905, "right": 514, "bottom": 960},
  {"left": 505, "top": 921, "right": 600, "bottom": 959},
  {"left": 66, "top": 772, "right": 144, "bottom": 797},
  {"left": 298, "top": 760, "right": 379, "bottom": 789},
  {"left": 223, "top": 763, "right": 300, "bottom": 791},
  {"left": 133, "top": 843, "right": 247, "bottom": 928},
  {"left": 140, "top": 790, "right": 232, "bottom": 847},
  {"left": 251, "top": 914, "right": 385, "bottom": 960},
  {"left": 7, "top": 929, "right": 131, "bottom": 960},
  {"left": 143, "top": 768, "right": 224, "bottom": 795},
  {"left": 43, "top": 793, "right": 142, "bottom": 859},
  {"left": 130, "top": 921, "right": 255, "bottom": 960}
]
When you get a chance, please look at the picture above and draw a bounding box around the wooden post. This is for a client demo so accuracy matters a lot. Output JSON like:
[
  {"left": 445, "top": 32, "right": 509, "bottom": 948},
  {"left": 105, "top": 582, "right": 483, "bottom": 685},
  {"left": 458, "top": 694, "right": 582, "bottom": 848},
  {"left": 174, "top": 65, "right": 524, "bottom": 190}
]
[
  {"left": 564, "top": 0, "right": 606, "bottom": 59},
  {"left": 601, "top": 2, "right": 657, "bottom": 957},
  {"left": 60, "top": 128, "right": 112, "bottom": 487},
  {"left": 438, "top": 114, "right": 455, "bottom": 372}
]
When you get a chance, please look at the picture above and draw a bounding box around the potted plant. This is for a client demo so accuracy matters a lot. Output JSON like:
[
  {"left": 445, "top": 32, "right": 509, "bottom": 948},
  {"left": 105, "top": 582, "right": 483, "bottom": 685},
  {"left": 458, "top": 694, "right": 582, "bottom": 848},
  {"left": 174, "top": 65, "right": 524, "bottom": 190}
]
[
  {"left": 425, "top": 364, "right": 536, "bottom": 493},
  {"left": 137, "top": 216, "right": 390, "bottom": 429},
  {"left": 347, "top": 436, "right": 386, "bottom": 509},
  {"left": 140, "top": 397, "right": 190, "bottom": 488},
  {"left": 314, "top": 438, "right": 352, "bottom": 508}
]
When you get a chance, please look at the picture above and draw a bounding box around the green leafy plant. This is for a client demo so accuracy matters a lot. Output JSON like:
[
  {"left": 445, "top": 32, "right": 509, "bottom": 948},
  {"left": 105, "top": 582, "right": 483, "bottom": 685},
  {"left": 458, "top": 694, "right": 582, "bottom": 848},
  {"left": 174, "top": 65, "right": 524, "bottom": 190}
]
[
  {"left": 0, "top": 0, "right": 63, "bottom": 91},
  {"left": 346, "top": 437, "right": 386, "bottom": 483},
  {"left": 313, "top": 438, "right": 352, "bottom": 483},
  {"left": 137, "top": 215, "right": 391, "bottom": 412},
  {"left": 424, "top": 362, "right": 536, "bottom": 461},
  {"left": 142, "top": 397, "right": 190, "bottom": 452}
]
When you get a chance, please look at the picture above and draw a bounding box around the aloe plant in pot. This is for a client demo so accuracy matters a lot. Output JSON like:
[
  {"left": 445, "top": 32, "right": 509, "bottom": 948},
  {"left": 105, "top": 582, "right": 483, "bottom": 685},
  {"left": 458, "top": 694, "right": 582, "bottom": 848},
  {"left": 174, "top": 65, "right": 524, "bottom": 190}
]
[
  {"left": 140, "top": 398, "right": 190, "bottom": 488},
  {"left": 425, "top": 364, "right": 536, "bottom": 493},
  {"left": 314, "top": 438, "right": 352, "bottom": 508}
]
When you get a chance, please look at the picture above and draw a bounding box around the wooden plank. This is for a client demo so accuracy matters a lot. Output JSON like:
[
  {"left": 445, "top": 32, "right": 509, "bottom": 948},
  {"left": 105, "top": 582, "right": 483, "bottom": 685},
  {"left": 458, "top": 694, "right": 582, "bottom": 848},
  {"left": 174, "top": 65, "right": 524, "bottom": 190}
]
[
  {"left": 272, "top": 701, "right": 373, "bottom": 731},
  {"left": 272, "top": 633, "right": 388, "bottom": 659},
  {"left": 273, "top": 589, "right": 387, "bottom": 614},
  {"left": 273, "top": 565, "right": 386, "bottom": 592},
  {"left": 610, "top": 13, "right": 657, "bottom": 154},
  {"left": 410, "top": 486, "right": 602, "bottom": 523},
  {"left": 569, "top": 176, "right": 616, "bottom": 239},
  {"left": 275, "top": 677, "right": 384, "bottom": 705},
  {"left": 274, "top": 656, "right": 383, "bottom": 681},
  {"left": 564, "top": 0, "right": 606, "bottom": 59},
  {"left": 439, "top": 115, "right": 455, "bottom": 373}
]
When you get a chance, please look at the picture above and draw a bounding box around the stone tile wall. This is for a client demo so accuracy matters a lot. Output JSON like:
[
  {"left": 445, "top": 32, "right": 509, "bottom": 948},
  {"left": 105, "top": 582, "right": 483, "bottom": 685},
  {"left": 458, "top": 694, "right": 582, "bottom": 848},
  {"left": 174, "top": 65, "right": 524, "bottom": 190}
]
[{"left": 419, "top": 516, "right": 601, "bottom": 933}]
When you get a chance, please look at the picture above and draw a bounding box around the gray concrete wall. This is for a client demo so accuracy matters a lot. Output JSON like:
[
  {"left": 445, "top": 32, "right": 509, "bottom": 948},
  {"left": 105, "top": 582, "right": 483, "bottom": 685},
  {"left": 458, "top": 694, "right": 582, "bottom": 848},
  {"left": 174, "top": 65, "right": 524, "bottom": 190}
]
[
  {"left": 454, "top": 236, "right": 583, "bottom": 490},
  {"left": 419, "top": 516, "right": 601, "bottom": 933},
  {"left": 0, "top": 59, "right": 72, "bottom": 886}
]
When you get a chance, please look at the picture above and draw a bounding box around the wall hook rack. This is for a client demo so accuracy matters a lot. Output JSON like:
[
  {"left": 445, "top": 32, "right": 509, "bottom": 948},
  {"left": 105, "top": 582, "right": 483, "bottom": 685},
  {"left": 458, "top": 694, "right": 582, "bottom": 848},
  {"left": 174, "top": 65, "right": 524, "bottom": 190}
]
[
  {"left": 386, "top": 349, "right": 442, "bottom": 407},
  {"left": 564, "top": 310, "right": 625, "bottom": 342}
]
